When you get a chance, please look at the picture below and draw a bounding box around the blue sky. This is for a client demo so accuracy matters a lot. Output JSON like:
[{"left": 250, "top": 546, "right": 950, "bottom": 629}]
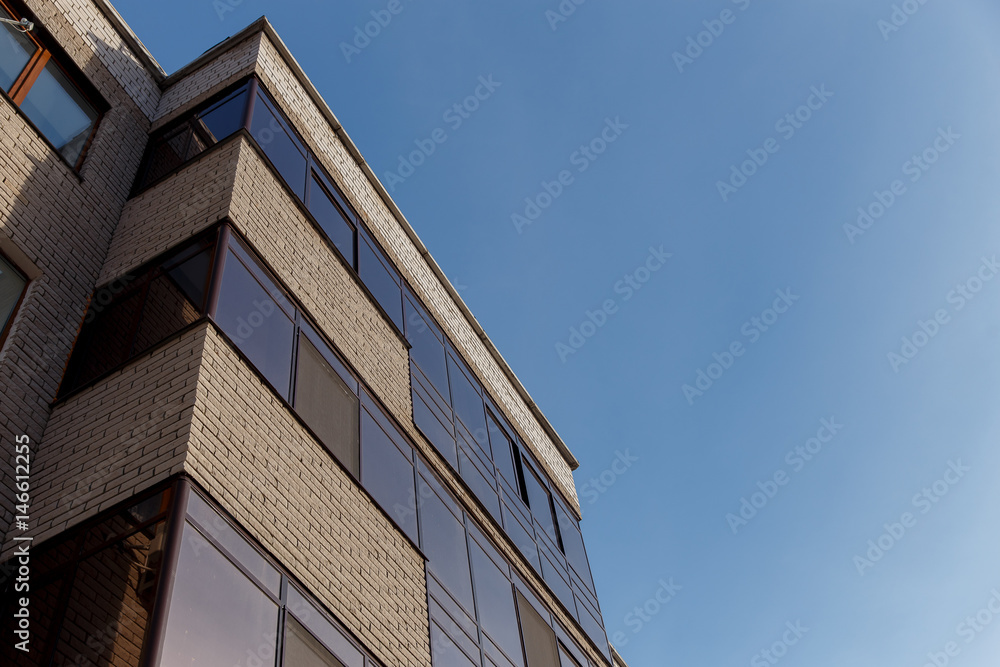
[{"left": 112, "top": 1, "right": 1000, "bottom": 665}]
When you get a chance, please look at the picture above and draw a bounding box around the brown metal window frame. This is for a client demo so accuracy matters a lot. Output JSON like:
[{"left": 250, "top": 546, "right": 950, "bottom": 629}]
[{"left": 0, "top": 0, "right": 107, "bottom": 172}]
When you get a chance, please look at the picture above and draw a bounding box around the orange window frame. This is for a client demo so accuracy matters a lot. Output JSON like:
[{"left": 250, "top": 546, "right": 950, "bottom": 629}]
[{"left": 1, "top": 0, "right": 104, "bottom": 171}]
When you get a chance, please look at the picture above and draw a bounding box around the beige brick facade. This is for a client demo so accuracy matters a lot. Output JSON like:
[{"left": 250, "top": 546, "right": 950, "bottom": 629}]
[{"left": 0, "top": 4, "right": 612, "bottom": 666}]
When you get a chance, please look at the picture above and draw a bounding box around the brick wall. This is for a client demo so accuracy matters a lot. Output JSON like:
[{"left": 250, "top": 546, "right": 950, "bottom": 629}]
[{"left": 188, "top": 324, "right": 430, "bottom": 667}]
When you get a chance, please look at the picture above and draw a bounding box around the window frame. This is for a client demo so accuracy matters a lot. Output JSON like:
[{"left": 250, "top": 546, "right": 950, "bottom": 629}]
[{"left": 0, "top": 0, "right": 107, "bottom": 172}]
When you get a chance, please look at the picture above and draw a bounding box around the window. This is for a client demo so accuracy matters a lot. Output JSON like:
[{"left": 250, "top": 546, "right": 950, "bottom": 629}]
[
  {"left": 308, "top": 170, "right": 356, "bottom": 266},
  {"left": 361, "top": 402, "right": 418, "bottom": 543},
  {"left": 251, "top": 88, "right": 308, "bottom": 199},
  {"left": 470, "top": 541, "right": 524, "bottom": 667},
  {"left": 419, "top": 475, "right": 475, "bottom": 614},
  {"left": 159, "top": 523, "right": 281, "bottom": 667},
  {"left": 215, "top": 239, "right": 296, "bottom": 397},
  {"left": 295, "top": 328, "right": 360, "bottom": 476},
  {"left": 516, "top": 591, "right": 560, "bottom": 667},
  {"left": 0, "top": 3, "right": 102, "bottom": 169},
  {"left": 359, "top": 229, "right": 404, "bottom": 331},
  {"left": 522, "top": 462, "right": 560, "bottom": 548},
  {"left": 60, "top": 233, "right": 215, "bottom": 395},
  {"left": 284, "top": 615, "right": 347, "bottom": 667},
  {"left": 0, "top": 252, "right": 27, "bottom": 347}
]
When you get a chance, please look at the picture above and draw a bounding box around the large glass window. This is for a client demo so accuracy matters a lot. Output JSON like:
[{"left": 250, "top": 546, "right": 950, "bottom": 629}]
[
  {"left": 284, "top": 615, "right": 347, "bottom": 667},
  {"left": 470, "top": 542, "right": 524, "bottom": 667},
  {"left": 295, "top": 329, "right": 361, "bottom": 476},
  {"left": 0, "top": 4, "right": 102, "bottom": 168},
  {"left": 361, "top": 403, "right": 418, "bottom": 543},
  {"left": 308, "top": 171, "right": 356, "bottom": 266},
  {"left": 61, "top": 233, "right": 216, "bottom": 395},
  {"left": 160, "top": 522, "right": 280, "bottom": 667},
  {"left": 251, "top": 89, "right": 308, "bottom": 199},
  {"left": 215, "top": 241, "right": 296, "bottom": 397},
  {"left": 359, "top": 229, "right": 404, "bottom": 331},
  {"left": 419, "top": 476, "right": 475, "bottom": 614},
  {"left": 517, "top": 592, "right": 560, "bottom": 667},
  {"left": 0, "top": 252, "right": 27, "bottom": 345}
]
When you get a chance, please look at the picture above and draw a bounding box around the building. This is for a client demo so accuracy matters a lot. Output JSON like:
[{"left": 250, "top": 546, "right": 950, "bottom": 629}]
[{"left": 0, "top": 2, "right": 623, "bottom": 666}]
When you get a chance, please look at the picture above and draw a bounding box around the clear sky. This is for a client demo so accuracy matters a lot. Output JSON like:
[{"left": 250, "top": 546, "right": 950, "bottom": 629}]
[{"left": 110, "top": 1, "right": 1000, "bottom": 665}]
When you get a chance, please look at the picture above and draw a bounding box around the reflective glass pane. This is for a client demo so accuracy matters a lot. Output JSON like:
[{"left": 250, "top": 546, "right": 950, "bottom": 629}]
[
  {"left": 555, "top": 505, "right": 594, "bottom": 591},
  {"left": 558, "top": 647, "right": 581, "bottom": 667},
  {"left": 68, "top": 287, "right": 144, "bottom": 387},
  {"left": 216, "top": 253, "right": 295, "bottom": 397},
  {"left": 142, "top": 125, "right": 193, "bottom": 186},
  {"left": 470, "top": 543, "right": 524, "bottom": 667},
  {"left": 430, "top": 623, "right": 479, "bottom": 667},
  {"left": 419, "top": 478, "right": 475, "bottom": 613},
  {"left": 20, "top": 59, "right": 99, "bottom": 165},
  {"left": 0, "top": 8, "right": 36, "bottom": 91},
  {"left": 250, "top": 92, "right": 307, "bottom": 198},
  {"left": 309, "top": 173, "right": 355, "bottom": 265},
  {"left": 160, "top": 523, "right": 280, "bottom": 667},
  {"left": 405, "top": 296, "right": 449, "bottom": 396},
  {"left": 164, "top": 244, "right": 214, "bottom": 309},
  {"left": 186, "top": 492, "right": 281, "bottom": 596},
  {"left": 516, "top": 592, "right": 559, "bottom": 667},
  {"left": 359, "top": 234, "right": 403, "bottom": 331},
  {"left": 488, "top": 415, "right": 518, "bottom": 490},
  {"left": 287, "top": 587, "right": 364, "bottom": 667},
  {"left": 413, "top": 381, "right": 458, "bottom": 468},
  {"left": 459, "top": 447, "right": 500, "bottom": 521},
  {"left": 448, "top": 355, "right": 487, "bottom": 437},
  {"left": 284, "top": 615, "right": 347, "bottom": 667},
  {"left": 0, "top": 254, "right": 26, "bottom": 333},
  {"left": 131, "top": 272, "right": 202, "bottom": 355},
  {"left": 50, "top": 523, "right": 164, "bottom": 667},
  {"left": 361, "top": 408, "right": 418, "bottom": 542},
  {"left": 295, "top": 333, "right": 360, "bottom": 476},
  {"left": 522, "top": 464, "right": 558, "bottom": 545},
  {"left": 197, "top": 86, "right": 248, "bottom": 142}
]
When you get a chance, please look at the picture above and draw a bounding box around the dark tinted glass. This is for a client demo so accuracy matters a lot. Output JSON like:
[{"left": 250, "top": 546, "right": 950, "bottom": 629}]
[
  {"left": 488, "top": 415, "right": 518, "bottom": 489},
  {"left": 160, "top": 523, "right": 279, "bottom": 667},
  {"left": 250, "top": 91, "right": 307, "bottom": 198},
  {"left": 470, "top": 543, "right": 524, "bottom": 667},
  {"left": 558, "top": 647, "right": 581, "bottom": 667},
  {"left": 516, "top": 591, "right": 559, "bottom": 667},
  {"left": 0, "top": 253, "right": 26, "bottom": 333},
  {"left": 405, "top": 295, "right": 449, "bottom": 395},
  {"left": 448, "top": 354, "right": 487, "bottom": 449},
  {"left": 67, "top": 288, "right": 144, "bottom": 386},
  {"left": 142, "top": 125, "right": 192, "bottom": 185},
  {"left": 287, "top": 587, "right": 364, "bottom": 667},
  {"left": 430, "top": 623, "right": 479, "bottom": 667},
  {"left": 295, "top": 333, "right": 360, "bottom": 476},
  {"left": 459, "top": 447, "right": 500, "bottom": 521},
  {"left": 0, "top": 8, "right": 36, "bottom": 91},
  {"left": 361, "top": 408, "right": 418, "bottom": 542},
  {"left": 131, "top": 272, "right": 202, "bottom": 355},
  {"left": 555, "top": 505, "right": 593, "bottom": 591},
  {"left": 20, "top": 59, "right": 99, "bottom": 165},
  {"left": 309, "top": 173, "right": 355, "bottom": 265},
  {"left": 501, "top": 501, "right": 539, "bottom": 570},
  {"left": 186, "top": 492, "right": 281, "bottom": 596},
  {"left": 49, "top": 524, "right": 164, "bottom": 667},
  {"left": 284, "top": 615, "right": 347, "bottom": 667},
  {"left": 164, "top": 245, "right": 214, "bottom": 309},
  {"left": 197, "top": 87, "right": 248, "bottom": 142},
  {"left": 522, "top": 464, "right": 558, "bottom": 545},
  {"left": 413, "top": 383, "right": 458, "bottom": 468},
  {"left": 359, "top": 234, "right": 403, "bottom": 331},
  {"left": 419, "top": 478, "right": 475, "bottom": 613},
  {"left": 216, "top": 253, "right": 294, "bottom": 397}
]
